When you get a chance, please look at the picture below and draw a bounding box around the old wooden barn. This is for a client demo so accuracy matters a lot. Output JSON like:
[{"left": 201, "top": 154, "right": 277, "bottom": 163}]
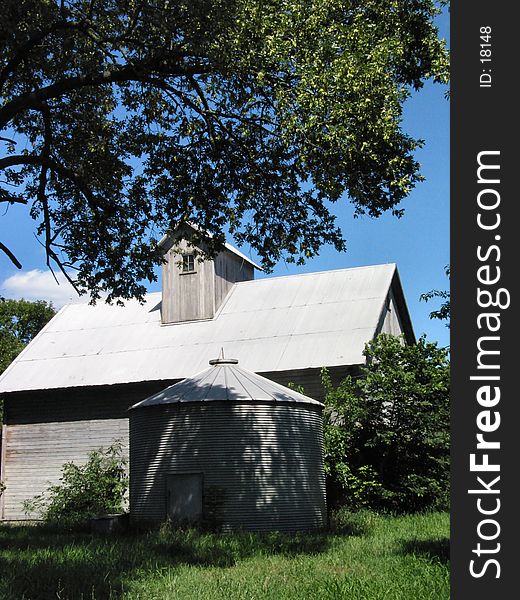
[{"left": 0, "top": 232, "right": 414, "bottom": 521}]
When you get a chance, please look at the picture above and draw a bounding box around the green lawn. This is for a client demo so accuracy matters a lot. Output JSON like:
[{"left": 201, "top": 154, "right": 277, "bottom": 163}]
[{"left": 0, "top": 512, "right": 449, "bottom": 600}]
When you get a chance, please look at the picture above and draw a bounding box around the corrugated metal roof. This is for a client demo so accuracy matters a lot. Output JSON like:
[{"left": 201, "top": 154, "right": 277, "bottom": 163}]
[
  {"left": 0, "top": 263, "right": 398, "bottom": 393},
  {"left": 131, "top": 358, "right": 323, "bottom": 409}
]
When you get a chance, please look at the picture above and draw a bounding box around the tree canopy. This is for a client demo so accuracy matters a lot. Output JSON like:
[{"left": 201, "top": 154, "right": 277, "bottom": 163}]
[
  {"left": 0, "top": 297, "right": 56, "bottom": 423},
  {"left": 323, "top": 333, "right": 450, "bottom": 513},
  {"left": 0, "top": 297, "right": 56, "bottom": 374},
  {"left": 1, "top": 0, "right": 449, "bottom": 302},
  {"left": 420, "top": 264, "right": 450, "bottom": 328}
]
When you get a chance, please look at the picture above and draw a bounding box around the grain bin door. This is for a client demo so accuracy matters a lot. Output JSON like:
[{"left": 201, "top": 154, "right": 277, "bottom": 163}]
[{"left": 166, "top": 473, "right": 203, "bottom": 524}]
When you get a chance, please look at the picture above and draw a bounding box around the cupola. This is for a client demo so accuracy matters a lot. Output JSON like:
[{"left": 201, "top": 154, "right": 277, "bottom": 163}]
[{"left": 159, "top": 224, "right": 260, "bottom": 324}]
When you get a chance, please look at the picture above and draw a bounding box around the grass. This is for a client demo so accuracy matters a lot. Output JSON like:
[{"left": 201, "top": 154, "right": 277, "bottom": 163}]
[{"left": 0, "top": 511, "right": 449, "bottom": 600}]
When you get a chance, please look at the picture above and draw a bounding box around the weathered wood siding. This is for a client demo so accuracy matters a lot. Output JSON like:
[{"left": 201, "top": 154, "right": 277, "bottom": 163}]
[
  {"left": 214, "top": 252, "right": 254, "bottom": 312},
  {"left": 263, "top": 365, "right": 360, "bottom": 403},
  {"left": 0, "top": 366, "right": 355, "bottom": 521},
  {"left": 162, "top": 239, "right": 216, "bottom": 323},
  {"left": 161, "top": 238, "right": 255, "bottom": 324},
  {"left": 3, "top": 382, "right": 171, "bottom": 425},
  {"left": 3, "top": 419, "right": 129, "bottom": 520},
  {"left": 378, "top": 289, "right": 406, "bottom": 338},
  {"left": 0, "top": 381, "right": 171, "bottom": 521},
  {"left": 0, "top": 425, "right": 6, "bottom": 519}
]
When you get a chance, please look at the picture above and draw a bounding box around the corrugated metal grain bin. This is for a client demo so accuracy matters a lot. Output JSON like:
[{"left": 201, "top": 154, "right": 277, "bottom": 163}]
[{"left": 129, "top": 358, "right": 326, "bottom": 532}]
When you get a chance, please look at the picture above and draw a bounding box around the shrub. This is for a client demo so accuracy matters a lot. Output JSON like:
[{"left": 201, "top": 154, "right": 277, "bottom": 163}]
[
  {"left": 323, "top": 334, "right": 450, "bottom": 514},
  {"left": 23, "top": 442, "right": 128, "bottom": 527}
]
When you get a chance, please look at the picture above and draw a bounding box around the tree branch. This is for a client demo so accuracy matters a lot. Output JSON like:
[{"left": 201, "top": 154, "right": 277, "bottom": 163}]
[
  {"left": 187, "top": 75, "right": 219, "bottom": 148},
  {"left": 0, "top": 154, "right": 106, "bottom": 217},
  {"left": 0, "top": 241, "right": 22, "bottom": 269},
  {"left": 0, "top": 59, "right": 212, "bottom": 129},
  {"left": 0, "top": 19, "right": 81, "bottom": 91},
  {"left": 0, "top": 193, "right": 27, "bottom": 205},
  {"left": 36, "top": 104, "right": 54, "bottom": 273},
  {"left": 0, "top": 136, "right": 17, "bottom": 145},
  {"left": 32, "top": 233, "right": 81, "bottom": 295}
]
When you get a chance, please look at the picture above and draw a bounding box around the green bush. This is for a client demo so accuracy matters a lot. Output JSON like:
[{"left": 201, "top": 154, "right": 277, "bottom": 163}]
[
  {"left": 23, "top": 442, "right": 128, "bottom": 527},
  {"left": 323, "top": 334, "right": 450, "bottom": 514}
]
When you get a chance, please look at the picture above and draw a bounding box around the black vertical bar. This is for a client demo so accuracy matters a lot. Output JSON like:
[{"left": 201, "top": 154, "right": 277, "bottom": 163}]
[{"left": 451, "top": 2, "right": 517, "bottom": 598}]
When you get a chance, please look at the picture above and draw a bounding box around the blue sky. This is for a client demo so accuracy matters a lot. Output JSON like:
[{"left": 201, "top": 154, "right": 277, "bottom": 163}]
[
  {"left": 256, "top": 67, "right": 450, "bottom": 347},
  {"left": 0, "top": 10, "right": 450, "bottom": 348}
]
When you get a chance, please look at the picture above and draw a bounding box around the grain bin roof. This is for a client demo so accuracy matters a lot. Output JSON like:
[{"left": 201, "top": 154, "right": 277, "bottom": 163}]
[
  {"left": 0, "top": 263, "right": 413, "bottom": 393},
  {"left": 130, "top": 358, "right": 323, "bottom": 409}
]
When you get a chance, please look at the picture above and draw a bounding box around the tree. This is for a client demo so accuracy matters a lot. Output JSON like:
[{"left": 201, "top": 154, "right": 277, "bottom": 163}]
[
  {"left": 0, "top": 298, "right": 56, "bottom": 423},
  {"left": 0, "top": 297, "right": 56, "bottom": 374},
  {"left": 1, "top": 1, "right": 449, "bottom": 302},
  {"left": 323, "top": 333, "right": 450, "bottom": 513},
  {"left": 420, "top": 264, "right": 450, "bottom": 328}
]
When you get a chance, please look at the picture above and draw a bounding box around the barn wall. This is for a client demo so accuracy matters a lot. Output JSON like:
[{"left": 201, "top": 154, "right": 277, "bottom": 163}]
[
  {"left": 0, "top": 365, "right": 357, "bottom": 520},
  {"left": 3, "top": 419, "right": 129, "bottom": 520},
  {"left": 161, "top": 239, "right": 254, "bottom": 324},
  {"left": 3, "top": 381, "right": 172, "bottom": 425},
  {"left": 0, "top": 425, "right": 6, "bottom": 519},
  {"left": 378, "top": 289, "right": 406, "bottom": 338},
  {"left": 0, "top": 381, "right": 171, "bottom": 521},
  {"left": 263, "top": 365, "right": 360, "bottom": 403},
  {"left": 162, "top": 239, "right": 216, "bottom": 323},
  {"left": 214, "top": 252, "right": 254, "bottom": 311}
]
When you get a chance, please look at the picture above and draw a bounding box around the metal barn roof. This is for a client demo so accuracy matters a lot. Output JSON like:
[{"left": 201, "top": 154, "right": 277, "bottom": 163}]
[
  {"left": 0, "top": 263, "right": 409, "bottom": 393},
  {"left": 130, "top": 357, "right": 323, "bottom": 409}
]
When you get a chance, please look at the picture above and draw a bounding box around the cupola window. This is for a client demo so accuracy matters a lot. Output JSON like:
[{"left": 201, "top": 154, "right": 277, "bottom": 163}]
[{"left": 182, "top": 253, "right": 195, "bottom": 273}]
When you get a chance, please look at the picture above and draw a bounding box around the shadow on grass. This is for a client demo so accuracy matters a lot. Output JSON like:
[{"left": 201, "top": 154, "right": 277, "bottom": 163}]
[
  {"left": 155, "top": 529, "right": 329, "bottom": 568},
  {"left": 0, "top": 525, "right": 331, "bottom": 599},
  {"left": 327, "top": 508, "right": 380, "bottom": 537},
  {"left": 399, "top": 537, "right": 450, "bottom": 564}
]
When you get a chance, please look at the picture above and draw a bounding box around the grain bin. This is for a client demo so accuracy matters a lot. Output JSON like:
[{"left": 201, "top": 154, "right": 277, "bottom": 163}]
[{"left": 129, "top": 357, "right": 326, "bottom": 532}]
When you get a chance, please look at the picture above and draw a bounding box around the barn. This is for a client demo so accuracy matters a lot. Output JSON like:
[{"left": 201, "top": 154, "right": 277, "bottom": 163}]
[{"left": 0, "top": 229, "right": 414, "bottom": 521}]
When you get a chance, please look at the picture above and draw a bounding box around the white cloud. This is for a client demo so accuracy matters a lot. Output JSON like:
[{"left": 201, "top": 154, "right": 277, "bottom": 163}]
[{"left": 0, "top": 269, "right": 88, "bottom": 308}]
